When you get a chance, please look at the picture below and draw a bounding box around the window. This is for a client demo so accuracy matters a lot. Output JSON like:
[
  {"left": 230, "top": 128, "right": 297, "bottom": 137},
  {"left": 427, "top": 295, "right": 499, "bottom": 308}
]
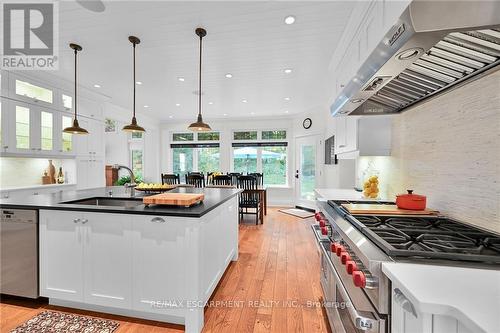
[
  {"left": 197, "top": 132, "right": 220, "bottom": 141},
  {"left": 173, "top": 133, "right": 194, "bottom": 141},
  {"left": 16, "top": 106, "right": 30, "bottom": 149},
  {"left": 131, "top": 149, "right": 144, "bottom": 181},
  {"left": 62, "top": 116, "right": 73, "bottom": 152},
  {"left": 40, "top": 111, "right": 53, "bottom": 150},
  {"left": 198, "top": 147, "right": 220, "bottom": 173},
  {"left": 62, "top": 94, "right": 72, "bottom": 109},
  {"left": 232, "top": 130, "right": 288, "bottom": 186},
  {"left": 262, "top": 130, "right": 286, "bottom": 140},
  {"left": 173, "top": 147, "right": 194, "bottom": 181},
  {"left": 132, "top": 132, "right": 143, "bottom": 139},
  {"left": 15, "top": 80, "right": 53, "bottom": 103},
  {"left": 262, "top": 146, "right": 287, "bottom": 185},
  {"left": 233, "top": 131, "right": 257, "bottom": 140}
]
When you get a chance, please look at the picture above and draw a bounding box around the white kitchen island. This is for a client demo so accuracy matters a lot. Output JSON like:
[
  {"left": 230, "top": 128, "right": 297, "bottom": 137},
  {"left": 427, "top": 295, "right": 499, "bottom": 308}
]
[{"left": 33, "top": 188, "right": 240, "bottom": 333}]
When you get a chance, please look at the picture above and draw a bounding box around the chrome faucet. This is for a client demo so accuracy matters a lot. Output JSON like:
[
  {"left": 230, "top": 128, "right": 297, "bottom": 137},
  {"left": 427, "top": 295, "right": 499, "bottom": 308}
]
[{"left": 112, "top": 164, "right": 137, "bottom": 196}]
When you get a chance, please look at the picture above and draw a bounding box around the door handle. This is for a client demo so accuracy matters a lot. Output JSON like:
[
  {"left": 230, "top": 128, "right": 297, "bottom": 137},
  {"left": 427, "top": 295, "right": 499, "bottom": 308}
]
[
  {"left": 295, "top": 170, "right": 299, "bottom": 179},
  {"left": 151, "top": 217, "right": 166, "bottom": 223},
  {"left": 80, "top": 218, "right": 88, "bottom": 224}
]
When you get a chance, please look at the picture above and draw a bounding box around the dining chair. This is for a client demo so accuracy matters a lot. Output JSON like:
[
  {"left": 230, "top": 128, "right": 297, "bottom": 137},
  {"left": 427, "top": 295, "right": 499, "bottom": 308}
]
[
  {"left": 212, "top": 174, "right": 233, "bottom": 186},
  {"left": 248, "top": 172, "right": 264, "bottom": 186},
  {"left": 227, "top": 172, "right": 242, "bottom": 185},
  {"left": 161, "top": 173, "right": 180, "bottom": 185},
  {"left": 237, "top": 175, "right": 262, "bottom": 224},
  {"left": 185, "top": 174, "right": 205, "bottom": 188}
]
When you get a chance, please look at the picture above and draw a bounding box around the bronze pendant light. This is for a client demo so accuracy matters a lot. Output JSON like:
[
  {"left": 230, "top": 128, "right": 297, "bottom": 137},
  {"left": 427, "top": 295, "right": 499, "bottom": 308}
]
[
  {"left": 63, "top": 43, "right": 89, "bottom": 134},
  {"left": 188, "top": 28, "right": 212, "bottom": 132},
  {"left": 123, "top": 36, "right": 146, "bottom": 133}
]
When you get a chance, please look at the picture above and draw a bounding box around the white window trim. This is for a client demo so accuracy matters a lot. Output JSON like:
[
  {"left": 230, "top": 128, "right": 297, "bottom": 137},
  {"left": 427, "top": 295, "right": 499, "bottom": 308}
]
[{"left": 129, "top": 133, "right": 145, "bottom": 181}]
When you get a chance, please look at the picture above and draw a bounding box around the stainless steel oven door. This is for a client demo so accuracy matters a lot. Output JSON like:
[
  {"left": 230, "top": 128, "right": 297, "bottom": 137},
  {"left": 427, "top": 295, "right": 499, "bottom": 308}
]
[{"left": 318, "top": 238, "right": 386, "bottom": 333}]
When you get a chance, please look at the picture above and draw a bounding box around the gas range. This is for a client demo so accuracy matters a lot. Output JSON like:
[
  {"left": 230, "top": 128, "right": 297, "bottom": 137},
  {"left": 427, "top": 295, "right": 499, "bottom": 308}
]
[
  {"left": 328, "top": 200, "right": 500, "bottom": 264},
  {"left": 313, "top": 199, "right": 500, "bottom": 333}
]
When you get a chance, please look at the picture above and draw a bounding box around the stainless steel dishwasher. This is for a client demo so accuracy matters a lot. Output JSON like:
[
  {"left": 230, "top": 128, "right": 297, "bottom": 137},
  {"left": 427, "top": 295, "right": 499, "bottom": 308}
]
[{"left": 0, "top": 209, "right": 38, "bottom": 298}]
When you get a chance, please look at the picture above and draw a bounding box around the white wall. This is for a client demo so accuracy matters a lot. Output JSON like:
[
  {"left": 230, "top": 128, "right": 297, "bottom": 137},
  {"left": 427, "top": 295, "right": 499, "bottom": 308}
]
[{"left": 104, "top": 102, "right": 161, "bottom": 183}]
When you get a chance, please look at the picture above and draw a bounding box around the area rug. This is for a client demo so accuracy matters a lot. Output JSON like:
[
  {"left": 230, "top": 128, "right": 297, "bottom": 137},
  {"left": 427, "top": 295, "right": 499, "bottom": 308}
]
[
  {"left": 10, "top": 311, "right": 119, "bottom": 333},
  {"left": 279, "top": 208, "right": 315, "bottom": 218}
]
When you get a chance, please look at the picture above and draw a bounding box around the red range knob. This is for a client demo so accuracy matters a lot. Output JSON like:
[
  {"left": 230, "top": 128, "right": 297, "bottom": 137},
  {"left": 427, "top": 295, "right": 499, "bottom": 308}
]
[
  {"left": 314, "top": 213, "right": 321, "bottom": 221},
  {"left": 321, "top": 226, "right": 328, "bottom": 235},
  {"left": 319, "top": 219, "right": 326, "bottom": 227},
  {"left": 353, "top": 271, "right": 366, "bottom": 288},
  {"left": 346, "top": 261, "right": 358, "bottom": 275},
  {"left": 330, "top": 242, "right": 339, "bottom": 253},
  {"left": 340, "top": 252, "right": 351, "bottom": 264},
  {"left": 335, "top": 245, "right": 344, "bottom": 257}
]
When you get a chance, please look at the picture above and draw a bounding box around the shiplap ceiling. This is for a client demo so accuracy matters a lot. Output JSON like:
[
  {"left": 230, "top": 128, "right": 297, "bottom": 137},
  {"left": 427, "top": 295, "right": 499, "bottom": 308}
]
[{"left": 55, "top": 1, "right": 354, "bottom": 121}]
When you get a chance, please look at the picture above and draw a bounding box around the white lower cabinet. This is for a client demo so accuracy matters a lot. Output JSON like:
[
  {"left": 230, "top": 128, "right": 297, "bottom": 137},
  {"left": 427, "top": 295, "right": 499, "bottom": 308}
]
[
  {"left": 83, "top": 213, "right": 133, "bottom": 309},
  {"left": 39, "top": 210, "right": 84, "bottom": 302},
  {"left": 391, "top": 286, "right": 474, "bottom": 333},
  {"left": 131, "top": 215, "right": 186, "bottom": 316}
]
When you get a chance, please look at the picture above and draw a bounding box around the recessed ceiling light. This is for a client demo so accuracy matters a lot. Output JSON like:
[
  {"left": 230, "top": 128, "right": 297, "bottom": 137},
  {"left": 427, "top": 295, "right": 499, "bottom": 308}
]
[
  {"left": 284, "top": 68, "right": 293, "bottom": 74},
  {"left": 208, "top": 102, "right": 213, "bottom": 105},
  {"left": 177, "top": 77, "right": 185, "bottom": 82},
  {"left": 93, "top": 84, "right": 101, "bottom": 88},
  {"left": 169, "top": 115, "right": 173, "bottom": 119},
  {"left": 225, "top": 73, "right": 233, "bottom": 78},
  {"left": 284, "top": 97, "right": 290, "bottom": 101},
  {"left": 250, "top": 112, "right": 255, "bottom": 115},
  {"left": 284, "top": 110, "right": 289, "bottom": 113},
  {"left": 143, "top": 105, "right": 149, "bottom": 108},
  {"left": 284, "top": 15, "right": 296, "bottom": 25},
  {"left": 223, "top": 113, "right": 228, "bottom": 116},
  {"left": 242, "top": 99, "right": 248, "bottom": 103},
  {"left": 175, "top": 103, "right": 180, "bottom": 107},
  {"left": 136, "top": 81, "right": 142, "bottom": 85}
]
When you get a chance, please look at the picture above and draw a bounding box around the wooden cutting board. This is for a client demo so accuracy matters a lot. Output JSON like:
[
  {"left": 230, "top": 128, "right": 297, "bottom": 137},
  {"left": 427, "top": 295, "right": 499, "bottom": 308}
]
[
  {"left": 341, "top": 204, "right": 439, "bottom": 215},
  {"left": 143, "top": 193, "right": 204, "bottom": 207}
]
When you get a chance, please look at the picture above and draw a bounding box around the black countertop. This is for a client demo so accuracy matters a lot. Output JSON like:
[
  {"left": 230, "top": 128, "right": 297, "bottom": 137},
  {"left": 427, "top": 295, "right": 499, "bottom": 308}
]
[{"left": 0, "top": 186, "right": 242, "bottom": 218}]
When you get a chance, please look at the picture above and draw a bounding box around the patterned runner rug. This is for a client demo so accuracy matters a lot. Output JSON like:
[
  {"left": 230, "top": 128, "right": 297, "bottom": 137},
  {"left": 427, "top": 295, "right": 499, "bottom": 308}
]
[{"left": 10, "top": 310, "right": 119, "bottom": 333}]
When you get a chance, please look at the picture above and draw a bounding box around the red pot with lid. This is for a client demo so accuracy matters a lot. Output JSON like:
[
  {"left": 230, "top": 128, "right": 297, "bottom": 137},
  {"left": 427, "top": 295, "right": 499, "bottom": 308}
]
[{"left": 396, "top": 190, "right": 426, "bottom": 210}]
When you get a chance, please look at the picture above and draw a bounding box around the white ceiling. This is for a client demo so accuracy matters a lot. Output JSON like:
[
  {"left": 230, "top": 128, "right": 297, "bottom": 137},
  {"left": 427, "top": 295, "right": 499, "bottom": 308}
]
[{"left": 54, "top": 1, "right": 354, "bottom": 121}]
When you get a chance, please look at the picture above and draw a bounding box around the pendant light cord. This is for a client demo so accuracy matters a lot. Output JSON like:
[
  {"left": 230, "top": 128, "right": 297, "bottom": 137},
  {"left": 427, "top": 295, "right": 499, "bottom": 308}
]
[
  {"left": 133, "top": 41, "right": 136, "bottom": 118},
  {"left": 74, "top": 48, "right": 78, "bottom": 120},
  {"left": 198, "top": 33, "right": 202, "bottom": 117}
]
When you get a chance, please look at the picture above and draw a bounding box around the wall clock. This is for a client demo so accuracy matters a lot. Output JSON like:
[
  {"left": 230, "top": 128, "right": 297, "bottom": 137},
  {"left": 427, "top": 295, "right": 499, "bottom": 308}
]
[{"left": 303, "top": 118, "right": 312, "bottom": 129}]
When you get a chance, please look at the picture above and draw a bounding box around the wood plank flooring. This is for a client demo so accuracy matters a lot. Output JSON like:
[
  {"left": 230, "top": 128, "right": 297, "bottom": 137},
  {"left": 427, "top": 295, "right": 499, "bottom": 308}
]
[{"left": 0, "top": 208, "right": 331, "bottom": 333}]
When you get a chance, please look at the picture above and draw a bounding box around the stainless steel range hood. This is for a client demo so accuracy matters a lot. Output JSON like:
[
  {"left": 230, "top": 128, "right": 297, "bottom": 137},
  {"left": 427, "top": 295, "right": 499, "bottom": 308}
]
[{"left": 331, "top": 1, "right": 500, "bottom": 116}]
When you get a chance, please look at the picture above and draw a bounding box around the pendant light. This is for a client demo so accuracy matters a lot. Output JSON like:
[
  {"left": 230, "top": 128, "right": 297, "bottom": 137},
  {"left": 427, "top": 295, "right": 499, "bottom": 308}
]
[
  {"left": 63, "top": 43, "right": 89, "bottom": 134},
  {"left": 188, "top": 28, "right": 212, "bottom": 132},
  {"left": 123, "top": 36, "right": 146, "bottom": 133}
]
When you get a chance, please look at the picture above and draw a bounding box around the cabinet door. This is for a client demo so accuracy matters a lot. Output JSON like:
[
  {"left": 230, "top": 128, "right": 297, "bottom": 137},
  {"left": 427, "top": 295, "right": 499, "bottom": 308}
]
[
  {"left": 76, "top": 158, "right": 89, "bottom": 190},
  {"left": 9, "top": 101, "right": 38, "bottom": 154},
  {"left": 344, "top": 117, "right": 358, "bottom": 153},
  {"left": 10, "top": 75, "right": 55, "bottom": 108},
  {"left": 88, "top": 158, "right": 105, "bottom": 189},
  {"left": 131, "top": 215, "right": 186, "bottom": 316},
  {"left": 39, "top": 210, "right": 84, "bottom": 302},
  {"left": 83, "top": 212, "right": 133, "bottom": 309},
  {"left": 74, "top": 118, "right": 89, "bottom": 156},
  {"left": 335, "top": 117, "right": 347, "bottom": 152},
  {"left": 39, "top": 107, "right": 57, "bottom": 154},
  {"left": 0, "top": 97, "right": 10, "bottom": 153}
]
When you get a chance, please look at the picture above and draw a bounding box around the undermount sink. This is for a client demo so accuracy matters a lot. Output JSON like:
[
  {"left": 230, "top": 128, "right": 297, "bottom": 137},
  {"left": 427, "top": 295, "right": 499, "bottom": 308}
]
[{"left": 61, "top": 197, "right": 143, "bottom": 208}]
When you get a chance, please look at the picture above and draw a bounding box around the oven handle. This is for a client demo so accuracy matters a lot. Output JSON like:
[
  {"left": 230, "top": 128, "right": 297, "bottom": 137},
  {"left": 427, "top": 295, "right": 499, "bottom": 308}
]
[{"left": 319, "top": 238, "right": 381, "bottom": 332}]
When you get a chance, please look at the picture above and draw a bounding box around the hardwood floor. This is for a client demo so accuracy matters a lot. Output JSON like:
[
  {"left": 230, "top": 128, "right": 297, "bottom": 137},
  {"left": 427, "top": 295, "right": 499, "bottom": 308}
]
[{"left": 0, "top": 208, "right": 331, "bottom": 333}]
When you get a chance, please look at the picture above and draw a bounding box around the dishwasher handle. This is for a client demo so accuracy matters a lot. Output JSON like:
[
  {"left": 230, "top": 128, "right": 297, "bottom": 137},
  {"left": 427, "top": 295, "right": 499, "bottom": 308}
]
[{"left": 393, "top": 288, "right": 418, "bottom": 318}]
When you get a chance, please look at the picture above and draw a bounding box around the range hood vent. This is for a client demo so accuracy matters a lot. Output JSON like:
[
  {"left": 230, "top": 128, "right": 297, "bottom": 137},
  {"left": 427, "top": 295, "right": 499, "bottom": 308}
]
[{"left": 331, "top": 1, "right": 500, "bottom": 117}]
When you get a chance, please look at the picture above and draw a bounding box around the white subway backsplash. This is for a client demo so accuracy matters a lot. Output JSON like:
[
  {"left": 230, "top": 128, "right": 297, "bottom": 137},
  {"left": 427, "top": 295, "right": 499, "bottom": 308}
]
[{"left": 0, "top": 157, "right": 76, "bottom": 188}]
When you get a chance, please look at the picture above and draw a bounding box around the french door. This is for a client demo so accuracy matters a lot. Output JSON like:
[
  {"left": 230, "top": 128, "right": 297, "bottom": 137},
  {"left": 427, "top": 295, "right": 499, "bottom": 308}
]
[{"left": 294, "top": 135, "right": 319, "bottom": 209}]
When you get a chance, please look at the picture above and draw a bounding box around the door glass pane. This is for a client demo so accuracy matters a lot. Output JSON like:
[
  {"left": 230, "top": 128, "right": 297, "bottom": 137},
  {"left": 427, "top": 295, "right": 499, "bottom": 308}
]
[
  {"left": 131, "top": 149, "right": 143, "bottom": 181},
  {"left": 62, "top": 94, "right": 72, "bottom": 109},
  {"left": 62, "top": 116, "right": 73, "bottom": 152},
  {"left": 300, "top": 145, "right": 315, "bottom": 200},
  {"left": 198, "top": 147, "right": 220, "bottom": 173},
  {"left": 15, "top": 80, "right": 53, "bottom": 103},
  {"left": 262, "top": 146, "right": 287, "bottom": 186},
  {"left": 16, "top": 106, "right": 30, "bottom": 149},
  {"left": 262, "top": 130, "right": 286, "bottom": 140},
  {"left": 132, "top": 132, "right": 143, "bottom": 139},
  {"left": 233, "top": 147, "right": 257, "bottom": 174},
  {"left": 41, "top": 111, "right": 53, "bottom": 150},
  {"left": 173, "top": 147, "right": 193, "bottom": 182}
]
